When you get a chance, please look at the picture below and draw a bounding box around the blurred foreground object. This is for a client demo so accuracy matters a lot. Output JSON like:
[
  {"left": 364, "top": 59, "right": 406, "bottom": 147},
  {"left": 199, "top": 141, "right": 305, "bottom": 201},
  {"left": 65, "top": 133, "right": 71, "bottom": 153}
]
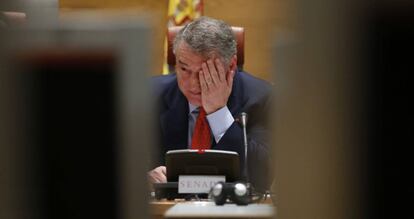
[
  {"left": 272, "top": 0, "right": 363, "bottom": 219},
  {"left": 0, "top": 12, "right": 153, "bottom": 219},
  {"left": 0, "top": 11, "right": 26, "bottom": 27},
  {"left": 0, "top": 0, "right": 58, "bottom": 26},
  {"left": 272, "top": 0, "right": 414, "bottom": 219},
  {"left": 363, "top": 1, "right": 414, "bottom": 218}
]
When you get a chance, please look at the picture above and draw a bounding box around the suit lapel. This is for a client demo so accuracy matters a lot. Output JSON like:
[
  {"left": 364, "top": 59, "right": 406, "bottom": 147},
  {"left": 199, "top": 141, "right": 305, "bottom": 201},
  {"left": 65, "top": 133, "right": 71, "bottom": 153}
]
[
  {"left": 160, "top": 83, "right": 189, "bottom": 151},
  {"left": 228, "top": 70, "right": 244, "bottom": 117}
]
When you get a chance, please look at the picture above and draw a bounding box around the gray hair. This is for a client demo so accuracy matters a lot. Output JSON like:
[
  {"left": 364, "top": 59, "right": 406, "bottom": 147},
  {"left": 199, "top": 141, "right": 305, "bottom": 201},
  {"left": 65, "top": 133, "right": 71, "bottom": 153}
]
[{"left": 173, "top": 16, "right": 237, "bottom": 65}]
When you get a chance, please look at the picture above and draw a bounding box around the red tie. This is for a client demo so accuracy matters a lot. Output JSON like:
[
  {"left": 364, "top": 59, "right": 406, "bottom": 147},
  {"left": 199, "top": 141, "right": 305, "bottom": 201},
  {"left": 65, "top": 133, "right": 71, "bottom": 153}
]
[{"left": 191, "top": 107, "right": 211, "bottom": 150}]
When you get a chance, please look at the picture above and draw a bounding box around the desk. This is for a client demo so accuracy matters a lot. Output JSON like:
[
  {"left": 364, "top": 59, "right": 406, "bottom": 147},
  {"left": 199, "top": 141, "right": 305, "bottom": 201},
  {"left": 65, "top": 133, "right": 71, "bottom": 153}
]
[
  {"left": 150, "top": 200, "right": 176, "bottom": 219},
  {"left": 150, "top": 200, "right": 274, "bottom": 219}
]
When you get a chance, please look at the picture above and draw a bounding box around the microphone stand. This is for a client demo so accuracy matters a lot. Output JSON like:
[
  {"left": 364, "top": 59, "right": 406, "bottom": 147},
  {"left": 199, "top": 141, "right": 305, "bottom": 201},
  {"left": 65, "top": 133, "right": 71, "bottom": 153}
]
[{"left": 240, "top": 112, "right": 249, "bottom": 182}]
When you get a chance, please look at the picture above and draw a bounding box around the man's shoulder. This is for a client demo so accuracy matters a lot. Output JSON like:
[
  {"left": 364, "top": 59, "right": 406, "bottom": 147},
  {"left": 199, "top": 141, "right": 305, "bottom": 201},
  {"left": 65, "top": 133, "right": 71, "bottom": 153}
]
[
  {"left": 151, "top": 73, "right": 178, "bottom": 96},
  {"left": 237, "top": 71, "right": 273, "bottom": 96},
  {"left": 151, "top": 73, "right": 177, "bottom": 87}
]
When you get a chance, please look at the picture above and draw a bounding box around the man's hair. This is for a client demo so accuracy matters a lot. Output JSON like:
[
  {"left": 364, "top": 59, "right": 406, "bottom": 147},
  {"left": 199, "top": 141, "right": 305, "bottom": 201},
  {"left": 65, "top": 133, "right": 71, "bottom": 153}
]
[{"left": 173, "top": 16, "right": 237, "bottom": 65}]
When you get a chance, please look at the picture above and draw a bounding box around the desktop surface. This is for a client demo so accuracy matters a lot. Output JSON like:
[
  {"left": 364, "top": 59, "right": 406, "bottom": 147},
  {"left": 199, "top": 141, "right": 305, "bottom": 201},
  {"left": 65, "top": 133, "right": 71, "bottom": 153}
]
[
  {"left": 164, "top": 201, "right": 274, "bottom": 219},
  {"left": 150, "top": 198, "right": 274, "bottom": 219}
]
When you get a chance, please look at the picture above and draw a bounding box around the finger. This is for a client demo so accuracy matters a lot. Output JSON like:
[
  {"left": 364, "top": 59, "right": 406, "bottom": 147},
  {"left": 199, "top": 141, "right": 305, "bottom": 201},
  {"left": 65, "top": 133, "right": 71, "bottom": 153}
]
[
  {"left": 201, "top": 63, "right": 211, "bottom": 89},
  {"left": 153, "top": 175, "right": 163, "bottom": 183},
  {"left": 160, "top": 166, "right": 167, "bottom": 175},
  {"left": 215, "top": 58, "right": 225, "bottom": 82},
  {"left": 207, "top": 59, "right": 219, "bottom": 85},
  {"left": 148, "top": 171, "right": 159, "bottom": 183},
  {"left": 227, "top": 69, "right": 235, "bottom": 87},
  {"left": 153, "top": 170, "right": 167, "bottom": 183},
  {"left": 199, "top": 70, "right": 208, "bottom": 92},
  {"left": 157, "top": 173, "right": 167, "bottom": 183},
  {"left": 201, "top": 63, "right": 213, "bottom": 88}
]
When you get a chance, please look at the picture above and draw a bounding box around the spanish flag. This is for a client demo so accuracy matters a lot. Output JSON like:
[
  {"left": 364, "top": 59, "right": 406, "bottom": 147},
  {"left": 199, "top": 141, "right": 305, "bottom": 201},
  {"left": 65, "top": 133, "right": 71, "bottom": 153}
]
[{"left": 163, "top": 0, "right": 204, "bottom": 74}]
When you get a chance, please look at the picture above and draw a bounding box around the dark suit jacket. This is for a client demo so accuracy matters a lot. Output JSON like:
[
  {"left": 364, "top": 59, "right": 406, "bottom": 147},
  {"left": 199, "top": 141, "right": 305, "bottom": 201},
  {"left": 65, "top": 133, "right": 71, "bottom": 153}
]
[{"left": 151, "top": 70, "right": 273, "bottom": 190}]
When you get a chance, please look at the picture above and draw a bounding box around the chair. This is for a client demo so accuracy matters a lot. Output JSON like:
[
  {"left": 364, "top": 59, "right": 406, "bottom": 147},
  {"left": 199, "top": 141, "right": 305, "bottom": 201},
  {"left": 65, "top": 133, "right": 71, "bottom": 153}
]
[{"left": 167, "top": 25, "right": 245, "bottom": 71}]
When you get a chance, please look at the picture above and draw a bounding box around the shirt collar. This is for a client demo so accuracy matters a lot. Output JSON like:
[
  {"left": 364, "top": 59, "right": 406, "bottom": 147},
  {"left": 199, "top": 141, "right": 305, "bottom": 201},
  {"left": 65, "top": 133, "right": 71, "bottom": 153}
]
[{"left": 188, "top": 103, "right": 198, "bottom": 114}]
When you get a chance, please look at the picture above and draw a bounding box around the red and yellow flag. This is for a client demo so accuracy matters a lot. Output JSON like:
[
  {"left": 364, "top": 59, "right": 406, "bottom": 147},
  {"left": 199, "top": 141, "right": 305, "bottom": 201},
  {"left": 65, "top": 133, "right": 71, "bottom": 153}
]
[{"left": 163, "top": 0, "right": 203, "bottom": 74}]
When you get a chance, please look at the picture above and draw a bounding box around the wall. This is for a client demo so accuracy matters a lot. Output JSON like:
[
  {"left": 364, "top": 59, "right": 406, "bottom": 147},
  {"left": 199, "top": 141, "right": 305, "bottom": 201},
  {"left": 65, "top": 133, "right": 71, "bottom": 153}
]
[
  {"left": 204, "top": 0, "right": 293, "bottom": 80},
  {"left": 59, "top": 0, "right": 293, "bottom": 81}
]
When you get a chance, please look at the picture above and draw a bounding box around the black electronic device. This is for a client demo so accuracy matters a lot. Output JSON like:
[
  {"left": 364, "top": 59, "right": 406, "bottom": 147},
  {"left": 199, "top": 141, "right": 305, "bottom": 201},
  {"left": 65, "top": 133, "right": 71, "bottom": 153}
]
[
  {"left": 153, "top": 149, "right": 241, "bottom": 200},
  {"left": 153, "top": 182, "right": 209, "bottom": 200},
  {"left": 166, "top": 149, "right": 241, "bottom": 182},
  {"left": 209, "top": 182, "right": 251, "bottom": 205}
]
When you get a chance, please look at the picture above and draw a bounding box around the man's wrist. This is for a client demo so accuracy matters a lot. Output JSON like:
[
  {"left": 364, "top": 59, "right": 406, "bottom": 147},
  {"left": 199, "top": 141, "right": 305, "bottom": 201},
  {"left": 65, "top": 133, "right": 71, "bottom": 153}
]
[
  {"left": 206, "top": 106, "right": 234, "bottom": 143},
  {"left": 204, "top": 103, "right": 226, "bottom": 115}
]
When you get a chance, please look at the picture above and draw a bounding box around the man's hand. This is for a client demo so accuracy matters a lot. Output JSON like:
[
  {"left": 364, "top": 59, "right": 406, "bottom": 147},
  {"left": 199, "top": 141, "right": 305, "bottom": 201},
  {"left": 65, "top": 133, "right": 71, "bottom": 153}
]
[
  {"left": 148, "top": 166, "right": 167, "bottom": 184},
  {"left": 199, "top": 58, "right": 235, "bottom": 114}
]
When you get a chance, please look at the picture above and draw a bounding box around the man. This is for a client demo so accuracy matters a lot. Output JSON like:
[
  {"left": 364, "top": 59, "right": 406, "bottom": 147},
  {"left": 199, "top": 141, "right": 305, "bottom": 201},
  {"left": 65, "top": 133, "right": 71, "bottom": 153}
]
[{"left": 149, "top": 17, "right": 272, "bottom": 191}]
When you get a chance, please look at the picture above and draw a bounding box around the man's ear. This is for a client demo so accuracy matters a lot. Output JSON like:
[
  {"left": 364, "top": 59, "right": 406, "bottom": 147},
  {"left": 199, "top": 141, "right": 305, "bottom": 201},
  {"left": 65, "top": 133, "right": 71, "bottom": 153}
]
[{"left": 229, "top": 55, "right": 237, "bottom": 72}]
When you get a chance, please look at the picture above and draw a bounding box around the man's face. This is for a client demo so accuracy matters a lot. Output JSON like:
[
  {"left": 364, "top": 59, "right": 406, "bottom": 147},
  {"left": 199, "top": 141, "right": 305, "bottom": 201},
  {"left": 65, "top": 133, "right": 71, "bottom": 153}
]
[{"left": 175, "top": 42, "right": 206, "bottom": 106}]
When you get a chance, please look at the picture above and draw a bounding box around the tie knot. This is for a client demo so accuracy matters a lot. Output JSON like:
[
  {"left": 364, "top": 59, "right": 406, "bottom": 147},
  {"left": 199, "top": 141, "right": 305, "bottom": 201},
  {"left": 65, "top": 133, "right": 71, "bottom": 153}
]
[{"left": 198, "top": 107, "right": 206, "bottom": 117}]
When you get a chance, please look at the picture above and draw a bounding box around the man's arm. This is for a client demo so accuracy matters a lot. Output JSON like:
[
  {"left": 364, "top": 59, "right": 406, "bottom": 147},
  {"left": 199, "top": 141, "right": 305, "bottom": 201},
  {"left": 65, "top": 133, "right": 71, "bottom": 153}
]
[{"left": 199, "top": 58, "right": 273, "bottom": 191}]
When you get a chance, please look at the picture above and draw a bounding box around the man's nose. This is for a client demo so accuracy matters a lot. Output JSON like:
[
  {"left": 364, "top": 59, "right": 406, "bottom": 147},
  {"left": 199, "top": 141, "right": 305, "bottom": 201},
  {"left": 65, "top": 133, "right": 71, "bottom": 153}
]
[{"left": 190, "top": 72, "right": 200, "bottom": 90}]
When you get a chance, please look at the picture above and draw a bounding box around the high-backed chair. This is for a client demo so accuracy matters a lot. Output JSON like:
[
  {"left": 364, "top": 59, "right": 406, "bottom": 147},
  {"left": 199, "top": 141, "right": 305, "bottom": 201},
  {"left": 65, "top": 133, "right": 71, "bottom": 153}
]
[{"left": 167, "top": 26, "right": 245, "bottom": 71}]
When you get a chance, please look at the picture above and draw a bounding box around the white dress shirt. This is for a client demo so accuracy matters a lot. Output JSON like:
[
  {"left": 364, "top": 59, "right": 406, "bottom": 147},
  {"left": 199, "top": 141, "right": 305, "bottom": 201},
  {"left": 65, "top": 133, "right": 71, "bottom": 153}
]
[{"left": 187, "top": 103, "right": 235, "bottom": 147}]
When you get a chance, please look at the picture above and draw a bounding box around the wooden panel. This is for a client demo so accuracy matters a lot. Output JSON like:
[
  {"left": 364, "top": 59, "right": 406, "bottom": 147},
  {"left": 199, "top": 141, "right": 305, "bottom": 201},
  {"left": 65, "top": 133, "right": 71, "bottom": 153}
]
[
  {"left": 60, "top": 0, "right": 168, "bottom": 75},
  {"left": 204, "top": 0, "right": 293, "bottom": 81},
  {"left": 60, "top": 0, "right": 168, "bottom": 9},
  {"left": 59, "top": 0, "right": 294, "bottom": 80}
]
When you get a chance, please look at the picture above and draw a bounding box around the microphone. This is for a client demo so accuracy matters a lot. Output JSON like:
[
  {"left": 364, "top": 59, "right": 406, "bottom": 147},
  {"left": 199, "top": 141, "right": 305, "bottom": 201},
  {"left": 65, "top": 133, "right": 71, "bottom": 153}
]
[
  {"left": 239, "top": 112, "right": 249, "bottom": 182},
  {"left": 210, "top": 112, "right": 252, "bottom": 206}
]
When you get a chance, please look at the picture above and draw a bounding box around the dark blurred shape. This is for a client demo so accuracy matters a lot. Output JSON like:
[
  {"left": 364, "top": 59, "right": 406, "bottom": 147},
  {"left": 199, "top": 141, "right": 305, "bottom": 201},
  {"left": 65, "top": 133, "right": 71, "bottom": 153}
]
[
  {"left": 0, "top": 15, "right": 152, "bottom": 219},
  {"left": 363, "top": 1, "right": 414, "bottom": 218},
  {"left": 17, "top": 49, "right": 118, "bottom": 219}
]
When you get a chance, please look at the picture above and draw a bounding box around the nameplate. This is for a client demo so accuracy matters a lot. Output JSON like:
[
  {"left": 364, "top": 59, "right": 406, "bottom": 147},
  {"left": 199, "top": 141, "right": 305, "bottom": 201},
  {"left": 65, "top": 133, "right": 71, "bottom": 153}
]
[{"left": 178, "top": 175, "right": 225, "bottom": 194}]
